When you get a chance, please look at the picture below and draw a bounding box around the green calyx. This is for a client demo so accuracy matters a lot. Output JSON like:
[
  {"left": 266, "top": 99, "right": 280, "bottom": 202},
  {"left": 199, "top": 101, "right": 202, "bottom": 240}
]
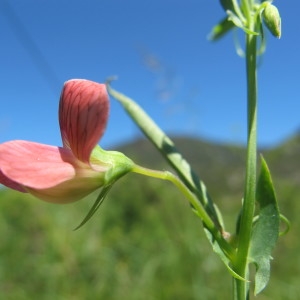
[
  {"left": 91, "top": 145, "right": 135, "bottom": 185},
  {"left": 74, "top": 146, "right": 135, "bottom": 230}
]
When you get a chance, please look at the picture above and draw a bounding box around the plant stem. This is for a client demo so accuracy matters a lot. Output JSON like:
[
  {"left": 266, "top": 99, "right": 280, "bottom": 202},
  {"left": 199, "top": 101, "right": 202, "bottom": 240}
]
[
  {"left": 241, "top": 0, "right": 251, "bottom": 22},
  {"left": 233, "top": 16, "right": 258, "bottom": 300},
  {"left": 107, "top": 83, "right": 224, "bottom": 233},
  {"left": 132, "top": 164, "right": 235, "bottom": 260}
]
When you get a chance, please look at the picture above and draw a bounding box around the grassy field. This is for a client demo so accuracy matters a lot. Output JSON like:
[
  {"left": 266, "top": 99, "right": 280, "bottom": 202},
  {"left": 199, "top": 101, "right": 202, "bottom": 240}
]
[{"left": 0, "top": 136, "right": 300, "bottom": 299}]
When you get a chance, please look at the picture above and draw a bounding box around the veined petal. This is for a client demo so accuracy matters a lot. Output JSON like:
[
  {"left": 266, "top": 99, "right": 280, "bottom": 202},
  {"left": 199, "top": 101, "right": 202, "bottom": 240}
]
[
  {"left": 59, "top": 79, "right": 109, "bottom": 164},
  {"left": 0, "top": 140, "right": 78, "bottom": 189},
  {"left": 0, "top": 140, "right": 109, "bottom": 203}
]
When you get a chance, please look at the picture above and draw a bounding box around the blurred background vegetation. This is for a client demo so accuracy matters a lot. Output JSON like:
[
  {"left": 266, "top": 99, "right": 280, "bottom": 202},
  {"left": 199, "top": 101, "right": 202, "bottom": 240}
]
[{"left": 1, "top": 135, "right": 300, "bottom": 299}]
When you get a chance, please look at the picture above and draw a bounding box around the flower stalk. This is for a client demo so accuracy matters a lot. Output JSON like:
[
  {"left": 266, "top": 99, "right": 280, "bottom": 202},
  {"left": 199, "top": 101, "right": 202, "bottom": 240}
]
[
  {"left": 233, "top": 7, "right": 258, "bottom": 300},
  {"left": 234, "top": 40, "right": 257, "bottom": 300},
  {"left": 106, "top": 84, "right": 223, "bottom": 231},
  {"left": 132, "top": 164, "right": 235, "bottom": 260}
]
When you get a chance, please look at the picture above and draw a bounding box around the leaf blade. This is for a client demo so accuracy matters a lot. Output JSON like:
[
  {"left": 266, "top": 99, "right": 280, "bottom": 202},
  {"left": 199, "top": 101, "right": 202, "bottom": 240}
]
[
  {"left": 73, "top": 185, "right": 113, "bottom": 230},
  {"left": 249, "top": 156, "right": 280, "bottom": 295},
  {"left": 209, "top": 17, "right": 235, "bottom": 41}
]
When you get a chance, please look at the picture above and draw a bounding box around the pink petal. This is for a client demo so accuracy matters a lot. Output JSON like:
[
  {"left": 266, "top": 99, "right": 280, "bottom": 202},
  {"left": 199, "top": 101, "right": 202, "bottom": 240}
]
[
  {"left": 0, "top": 169, "right": 27, "bottom": 192},
  {"left": 0, "top": 140, "right": 77, "bottom": 190},
  {"left": 26, "top": 176, "right": 102, "bottom": 204},
  {"left": 59, "top": 79, "right": 109, "bottom": 164}
]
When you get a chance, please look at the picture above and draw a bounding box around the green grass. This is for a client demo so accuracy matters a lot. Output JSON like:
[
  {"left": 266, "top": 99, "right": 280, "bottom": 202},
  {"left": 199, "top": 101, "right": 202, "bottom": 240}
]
[{"left": 0, "top": 136, "right": 300, "bottom": 299}]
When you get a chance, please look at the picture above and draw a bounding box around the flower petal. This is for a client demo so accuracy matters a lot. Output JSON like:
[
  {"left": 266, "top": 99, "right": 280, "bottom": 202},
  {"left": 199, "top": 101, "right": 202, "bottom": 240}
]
[
  {"left": 0, "top": 140, "right": 77, "bottom": 190},
  {"left": 0, "top": 140, "right": 108, "bottom": 203},
  {"left": 0, "top": 169, "right": 27, "bottom": 192},
  {"left": 59, "top": 79, "right": 109, "bottom": 164},
  {"left": 26, "top": 176, "right": 102, "bottom": 204}
]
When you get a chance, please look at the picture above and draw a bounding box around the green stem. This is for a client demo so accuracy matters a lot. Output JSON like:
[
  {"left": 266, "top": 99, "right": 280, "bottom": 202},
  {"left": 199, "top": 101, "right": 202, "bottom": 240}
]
[
  {"left": 132, "top": 164, "right": 235, "bottom": 260},
  {"left": 233, "top": 17, "right": 258, "bottom": 300},
  {"left": 107, "top": 83, "right": 223, "bottom": 232},
  {"left": 241, "top": 0, "right": 251, "bottom": 22}
]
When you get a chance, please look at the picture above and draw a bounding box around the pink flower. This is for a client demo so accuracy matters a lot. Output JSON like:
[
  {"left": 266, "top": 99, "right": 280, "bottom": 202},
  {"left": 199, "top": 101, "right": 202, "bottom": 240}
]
[{"left": 0, "top": 79, "right": 113, "bottom": 203}]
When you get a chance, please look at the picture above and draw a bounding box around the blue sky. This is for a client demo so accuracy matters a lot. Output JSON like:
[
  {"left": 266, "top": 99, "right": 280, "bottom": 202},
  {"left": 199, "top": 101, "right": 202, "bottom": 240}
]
[{"left": 0, "top": 0, "right": 299, "bottom": 151}]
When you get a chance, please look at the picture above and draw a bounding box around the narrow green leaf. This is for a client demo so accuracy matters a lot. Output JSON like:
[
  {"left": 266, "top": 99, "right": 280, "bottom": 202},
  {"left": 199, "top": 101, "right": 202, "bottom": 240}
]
[
  {"left": 209, "top": 17, "right": 235, "bottom": 41},
  {"left": 107, "top": 83, "right": 237, "bottom": 264},
  {"left": 74, "top": 185, "right": 113, "bottom": 230},
  {"left": 249, "top": 156, "right": 280, "bottom": 295},
  {"left": 204, "top": 228, "right": 246, "bottom": 281},
  {"left": 107, "top": 83, "right": 223, "bottom": 231},
  {"left": 220, "top": 0, "right": 234, "bottom": 12}
]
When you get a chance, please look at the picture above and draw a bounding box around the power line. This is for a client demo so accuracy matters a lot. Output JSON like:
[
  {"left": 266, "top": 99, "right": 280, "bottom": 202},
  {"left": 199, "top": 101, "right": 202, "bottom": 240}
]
[{"left": 1, "top": 0, "right": 61, "bottom": 93}]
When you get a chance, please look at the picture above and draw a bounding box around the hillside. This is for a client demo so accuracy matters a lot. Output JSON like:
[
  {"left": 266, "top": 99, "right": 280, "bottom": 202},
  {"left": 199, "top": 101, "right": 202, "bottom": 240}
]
[{"left": 0, "top": 134, "right": 299, "bottom": 299}]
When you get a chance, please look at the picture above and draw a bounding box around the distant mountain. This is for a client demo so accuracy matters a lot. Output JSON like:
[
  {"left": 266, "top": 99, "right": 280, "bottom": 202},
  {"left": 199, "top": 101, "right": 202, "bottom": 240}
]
[{"left": 263, "top": 133, "right": 300, "bottom": 184}]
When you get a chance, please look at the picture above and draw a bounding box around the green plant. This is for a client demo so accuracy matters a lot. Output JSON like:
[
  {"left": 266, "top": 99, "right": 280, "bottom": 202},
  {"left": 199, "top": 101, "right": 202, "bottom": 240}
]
[
  {"left": 105, "top": 1, "right": 288, "bottom": 299},
  {"left": 0, "top": 1, "right": 290, "bottom": 299}
]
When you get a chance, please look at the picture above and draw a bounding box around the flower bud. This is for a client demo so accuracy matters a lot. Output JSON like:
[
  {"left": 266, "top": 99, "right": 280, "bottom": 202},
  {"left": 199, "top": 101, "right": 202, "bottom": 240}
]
[{"left": 262, "top": 4, "right": 281, "bottom": 38}]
